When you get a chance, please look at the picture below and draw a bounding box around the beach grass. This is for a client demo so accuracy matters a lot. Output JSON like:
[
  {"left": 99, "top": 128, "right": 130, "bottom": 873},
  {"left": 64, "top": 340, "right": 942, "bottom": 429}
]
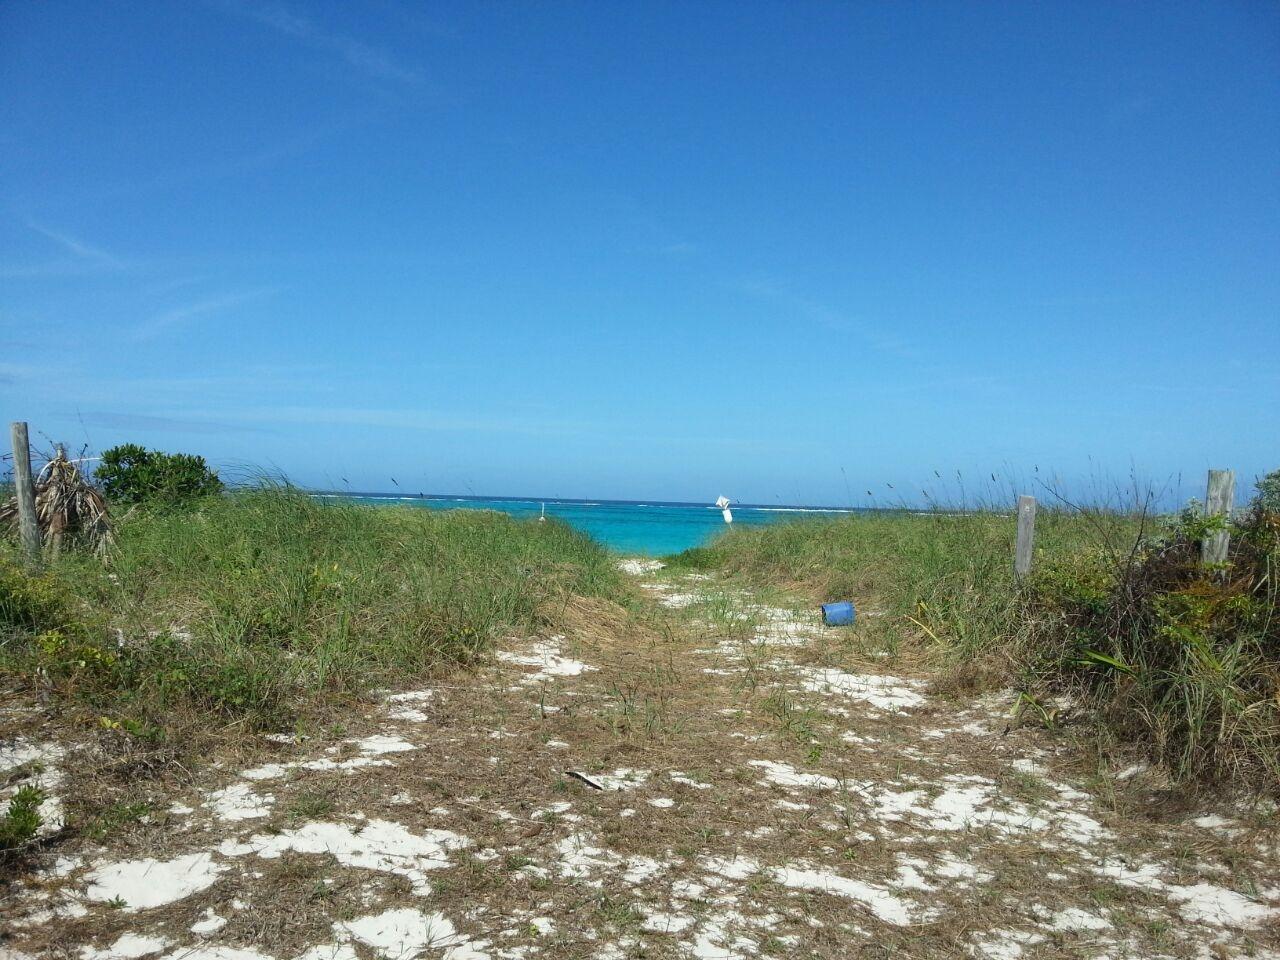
[
  {"left": 0, "top": 486, "right": 629, "bottom": 735},
  {"left": 668, "top": 509, "right": 1136, "bottom": 661},
  {"left": 670, "top": 506, "right": 1280, "bottom": 792}
]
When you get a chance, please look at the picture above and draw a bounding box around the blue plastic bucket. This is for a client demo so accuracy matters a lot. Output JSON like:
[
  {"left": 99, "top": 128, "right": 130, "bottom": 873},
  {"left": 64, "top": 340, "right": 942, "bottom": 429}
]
[{"left": 820, "top": 601, "right": 856, "bottom": 627}]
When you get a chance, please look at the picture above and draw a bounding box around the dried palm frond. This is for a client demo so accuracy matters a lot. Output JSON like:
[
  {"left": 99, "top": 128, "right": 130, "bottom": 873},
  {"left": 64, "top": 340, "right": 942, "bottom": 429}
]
[{"left": 0, "top": 451, "right": 114, "bottom": 556}]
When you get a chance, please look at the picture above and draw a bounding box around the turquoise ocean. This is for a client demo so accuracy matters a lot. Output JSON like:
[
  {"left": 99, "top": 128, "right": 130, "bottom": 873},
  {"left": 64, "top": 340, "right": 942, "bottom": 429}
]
[{"left": 320, "top": 494, "right": 858, "bottom": 556}]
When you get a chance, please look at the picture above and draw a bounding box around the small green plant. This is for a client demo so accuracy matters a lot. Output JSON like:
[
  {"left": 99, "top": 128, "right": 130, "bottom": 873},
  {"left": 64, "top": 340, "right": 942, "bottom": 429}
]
[
  {"left": 287, "top": 790, "right": 336, "bottom": 821},
  {"left": 0, "top": 558, "right": 77, "bottom": 633},
  {"left": 35, "top": 628, "right": 117, "bottom": 675},
  {"left": 95, "top": 443, "right": 224, "bottom": 506},
  {"left": 0, "top": 557, "right": 118, "bottom": 681},
  {"left": 0, "top": 786, "right": 45, "bottom": 854},
  {"left": 1254, "top": 469, "right": 1280, "bottom": 514},
  {"left": 762, "top": 689, "right": 821, "bottom": 749},
  {"left": 1011, "top": 692, "right": 1060, "bottom": 730},
  {"left": 84, "top": 801, "right": 153, "bottom": 841},
  {"left": 1074, "top": 648, "right": 1134, "bottom": 676},
  {"left": 97, "top": 715, "right": 163, "bottom": 741}
]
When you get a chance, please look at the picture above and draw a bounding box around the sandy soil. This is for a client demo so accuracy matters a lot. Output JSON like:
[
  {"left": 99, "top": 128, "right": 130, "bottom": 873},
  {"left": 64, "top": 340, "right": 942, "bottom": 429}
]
[{"left": 2, "top": 562, "right": 1278, "bottom": 959}]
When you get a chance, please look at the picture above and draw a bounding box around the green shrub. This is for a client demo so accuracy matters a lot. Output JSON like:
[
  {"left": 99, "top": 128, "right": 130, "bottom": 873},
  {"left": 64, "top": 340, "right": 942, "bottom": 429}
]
[
  {"left": 1030, "top": 549, "right": 1116, "bottom": 618},
  {"left": 1254, "top": 469, "right": 1280, "bottom": 514},
  {"left": 0, "top": 557, "right": 118, "bottom": 680},
  {"left": 94, "top": 444, "right": 224, "bottom": 506},
  {"left": 0, "top": 786, "right": 44, "bottom": 855},
  {"left": 0, "top": 558, "right": 74, "bottom": 633},
  {"left": 1029, "top": 506, "right": 1280, "bottom": 789}
]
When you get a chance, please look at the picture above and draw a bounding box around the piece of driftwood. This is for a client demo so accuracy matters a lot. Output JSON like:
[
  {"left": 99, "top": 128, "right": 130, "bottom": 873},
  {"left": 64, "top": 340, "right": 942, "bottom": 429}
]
[
  {"left": 566, "top": 771, "right": 606, "bottom": 790},
  {"left": 0, "top": 449, "right": 114, "bottom": 557}
]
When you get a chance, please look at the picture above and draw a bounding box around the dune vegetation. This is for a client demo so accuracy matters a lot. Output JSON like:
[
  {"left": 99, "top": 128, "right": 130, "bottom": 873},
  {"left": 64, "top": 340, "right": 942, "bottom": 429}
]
[
  {"left": 671, "top": 496, "right": 1280, "bottom": 793},
  {"left": 4, "top": 464, "right": 1277, "bottom": 799},
  {"left": 0, "top": 486, "right": 629, "bottom": 738}
]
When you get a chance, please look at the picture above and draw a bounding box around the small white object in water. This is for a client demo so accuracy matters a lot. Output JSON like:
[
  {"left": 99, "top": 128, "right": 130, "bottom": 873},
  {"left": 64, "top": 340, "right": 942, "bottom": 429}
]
[{"left": 716, "top": 495, "right": 733, "bottom": 523}]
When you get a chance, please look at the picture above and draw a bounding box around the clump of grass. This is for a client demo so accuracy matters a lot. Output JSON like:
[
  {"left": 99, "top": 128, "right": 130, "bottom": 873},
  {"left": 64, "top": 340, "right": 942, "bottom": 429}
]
[
  {"left": 0, "top": 554, "right": 119, "bottom": 678},
  {"left": 675, "top": 499, "right": 1280, "bottom": 793},
  {"left": 1, "top": 486, "right": 627, "bottom": 734},
  {"left": 1027, "top": 505, "right": 1280, "bottom": 790},
  {"left": 0, "top": 786, "right": 45, "bottom": 857},
  {"left": 83, "top": 801, "right": 153, "bottom": 841},
  {"left": 670, "top": 509, "right": 1130, "bottom": 664}
]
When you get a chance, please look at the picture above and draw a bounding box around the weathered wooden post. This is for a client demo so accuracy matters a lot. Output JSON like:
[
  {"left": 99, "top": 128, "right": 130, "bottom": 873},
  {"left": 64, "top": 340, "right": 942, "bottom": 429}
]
[
  {"left": 1202, "top": 469, "right": 1235, "bottom": 566},
  {"left": 9, "top": 421, "right": 41, "bottom": 566},
  {"left": 1015, "top": 494, "right": 1036, "bottom": 578}
]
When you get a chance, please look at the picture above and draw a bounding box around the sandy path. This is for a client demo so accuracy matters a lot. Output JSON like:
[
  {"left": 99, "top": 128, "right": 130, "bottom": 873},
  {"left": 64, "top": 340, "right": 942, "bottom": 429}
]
[{"left": 3, "top": 563, "right": 1278, "bottom": 959}]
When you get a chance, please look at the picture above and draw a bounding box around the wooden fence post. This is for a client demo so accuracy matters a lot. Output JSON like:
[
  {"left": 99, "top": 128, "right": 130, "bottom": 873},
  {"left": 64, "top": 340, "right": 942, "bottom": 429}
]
[
  {"left": 1202, "top": 469, "right": 1235, "bottom": 566},
  {"left": 1015, "top": 495, "right": 1036, "bottom": 578},
  {"left": 9, "top": 421, "right": 41, "bottom": 566}
]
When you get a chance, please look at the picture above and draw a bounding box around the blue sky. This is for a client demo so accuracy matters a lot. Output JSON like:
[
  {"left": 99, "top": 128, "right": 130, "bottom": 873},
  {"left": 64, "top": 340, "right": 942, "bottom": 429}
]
[{"left": 2, "top": 1, "right": 1277, "bottom": 506}]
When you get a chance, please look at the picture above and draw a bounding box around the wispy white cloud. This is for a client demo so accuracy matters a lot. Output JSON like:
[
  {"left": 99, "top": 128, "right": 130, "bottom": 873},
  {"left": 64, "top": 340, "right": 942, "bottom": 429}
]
[
  {"left": 3, "top": 223, "right": 131, "bottom": 277},
  {"left": 73, "top": 410, "right": 268, "bottom": 435},
  {"left": 735, "top": 277, "right": 923, "bottom": 361},
  {"left": 94, "top": 366, "right": 333, "bottom": 396},
  {"left": 658, "top": 241, "right": 699, "bottom": 256},
  {"left": 44, "top": 115, "right": 368, "bottom": 211},
  {"left": 141, "top": 276, "right": 207, "bottom": 297},
  {"left": 232, "top": 405, "right": 590, "bottom": 439},
  {"left": 230, "top": 1, "right": 424, "bottom": 85},
  {"left": 0, "top": 362, "right": 38, "bottom": 387},
  {"left": 132, "top": 288, "right": 278, "bottom": 341},
  {"left": 26, "top": 223, "right": 125, "bottom": 269},
  {"left": 229, "top": 405, "right": 780, "bottom": 449},
  {"left": 2, "top": 362, "right": 335, "bottom": 415},
  {"left": 609, "top": 196, "right": 700, "bottom": 257}
]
